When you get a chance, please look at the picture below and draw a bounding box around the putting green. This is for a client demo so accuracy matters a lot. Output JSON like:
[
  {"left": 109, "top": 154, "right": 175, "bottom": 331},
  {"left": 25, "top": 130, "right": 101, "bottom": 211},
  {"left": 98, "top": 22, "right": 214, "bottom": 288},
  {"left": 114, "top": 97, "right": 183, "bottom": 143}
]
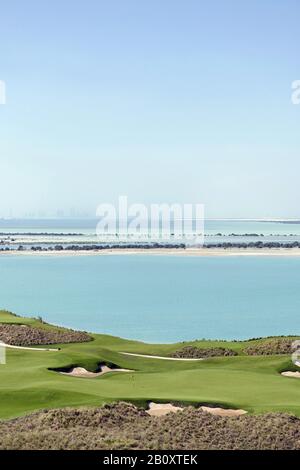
[{"left": 0, "top": 311, "right": 300, "bottom": 419}]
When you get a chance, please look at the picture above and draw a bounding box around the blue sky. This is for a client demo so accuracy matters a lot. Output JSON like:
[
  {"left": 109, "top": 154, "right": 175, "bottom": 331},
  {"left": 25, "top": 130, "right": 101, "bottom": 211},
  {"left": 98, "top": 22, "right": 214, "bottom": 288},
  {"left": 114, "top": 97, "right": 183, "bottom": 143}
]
[{"left": 0, "top": 0, "right": 299, "bottom": 218}]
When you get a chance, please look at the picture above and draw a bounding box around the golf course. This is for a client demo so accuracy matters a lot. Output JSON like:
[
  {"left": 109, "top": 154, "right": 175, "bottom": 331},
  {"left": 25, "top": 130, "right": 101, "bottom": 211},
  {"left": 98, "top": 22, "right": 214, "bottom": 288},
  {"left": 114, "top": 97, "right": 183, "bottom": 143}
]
[{"left": 0, "top": 310, "right": 300, "bottom": 420}]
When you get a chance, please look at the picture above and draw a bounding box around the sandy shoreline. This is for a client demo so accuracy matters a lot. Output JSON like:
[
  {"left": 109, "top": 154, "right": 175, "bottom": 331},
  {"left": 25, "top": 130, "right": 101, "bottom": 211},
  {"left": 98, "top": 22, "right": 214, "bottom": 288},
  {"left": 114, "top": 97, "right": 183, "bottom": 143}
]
[{"left": 2, "top": 248, "right": 300, "bottom": 257}]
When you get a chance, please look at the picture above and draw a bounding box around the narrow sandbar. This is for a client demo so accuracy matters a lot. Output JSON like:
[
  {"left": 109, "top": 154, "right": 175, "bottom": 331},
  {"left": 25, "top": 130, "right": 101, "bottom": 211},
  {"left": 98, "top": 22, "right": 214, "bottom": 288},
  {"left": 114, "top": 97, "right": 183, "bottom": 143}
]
[{"left": 2, "top": 248, "right": 300, "bottom": 257}]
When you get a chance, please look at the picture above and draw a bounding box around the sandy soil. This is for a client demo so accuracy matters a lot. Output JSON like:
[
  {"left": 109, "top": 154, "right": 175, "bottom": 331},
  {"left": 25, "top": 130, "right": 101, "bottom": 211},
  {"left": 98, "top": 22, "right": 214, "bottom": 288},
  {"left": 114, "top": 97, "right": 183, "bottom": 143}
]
[
  {"left": 120, "top": 352, "right": 203, "bottom": 361},
  {"left": 200, "top": 406, "right": 247, "bottom": 417},
  {"left": 281, "top": 371, "right": 300, "bottom": 378},
  {"left": 60, "top": 365, "right": 132, "bottom": 378},
  {"left": 2, "top": 248, "right": 300, "bottom": 257}
]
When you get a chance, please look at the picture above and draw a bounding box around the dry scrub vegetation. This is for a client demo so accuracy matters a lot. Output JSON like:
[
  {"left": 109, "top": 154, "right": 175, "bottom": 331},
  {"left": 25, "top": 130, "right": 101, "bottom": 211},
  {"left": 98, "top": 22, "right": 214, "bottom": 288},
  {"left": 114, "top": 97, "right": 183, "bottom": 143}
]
[
  {"left": 0, "top": 324, "right": 91, "bottom": 346},
  {"left": 1, "top": 402, "right": 300, "bottom": 450},
  {"left": 170, "top": 346, "right": 237, "bottom": 358},
  {"left": 244, "top": 338, "right": 293, "bottom": 356}
]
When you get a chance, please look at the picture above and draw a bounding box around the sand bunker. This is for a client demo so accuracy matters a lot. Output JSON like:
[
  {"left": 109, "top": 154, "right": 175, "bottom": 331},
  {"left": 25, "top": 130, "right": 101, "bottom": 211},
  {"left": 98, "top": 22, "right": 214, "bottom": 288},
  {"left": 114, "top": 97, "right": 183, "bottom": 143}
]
[
  {"left": 60, "top": 364, "right": 132, "bottom": 378},
  {"left": 200, "top": 406, "right": 247, "bottom": 417},
  {"left": 146, "top": 402, "right": 183, "bottom": 416},
  {"left": 281, "top": 371, "right": 300, "bottom": 379},
  {"left": 146, "top": 402, "right": 247, "bottom": 417}
]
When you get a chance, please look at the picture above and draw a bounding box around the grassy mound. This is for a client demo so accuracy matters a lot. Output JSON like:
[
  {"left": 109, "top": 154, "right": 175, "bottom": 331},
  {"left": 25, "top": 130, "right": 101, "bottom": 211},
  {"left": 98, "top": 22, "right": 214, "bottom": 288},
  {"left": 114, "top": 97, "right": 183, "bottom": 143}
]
[
  {"left": 244, "top": 338, "right": 294, "bottom": 356},
  {"left": 1, "top": 402, "right": 300, "bottom": 450},
  {"left": 0, "top": 324, "right": 91, "bottom": 346},
  {"left": 170, "top": 345, "right": 237, "bottom": 358}
]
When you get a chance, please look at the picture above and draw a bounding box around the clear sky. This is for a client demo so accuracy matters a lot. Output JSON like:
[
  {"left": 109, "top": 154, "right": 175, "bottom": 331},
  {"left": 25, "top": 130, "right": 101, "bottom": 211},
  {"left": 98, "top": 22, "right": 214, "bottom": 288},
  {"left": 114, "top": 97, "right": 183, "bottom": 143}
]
[{"left": 0, "top": 0, "right": 300, "bottom": 218}]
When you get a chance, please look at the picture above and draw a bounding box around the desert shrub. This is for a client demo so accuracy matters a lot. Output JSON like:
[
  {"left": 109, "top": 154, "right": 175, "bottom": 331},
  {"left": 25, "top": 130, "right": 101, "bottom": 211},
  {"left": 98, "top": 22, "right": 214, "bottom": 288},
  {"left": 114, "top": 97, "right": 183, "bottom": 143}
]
[
  {"left": 0, "top": 402, "right": 300, "bottom": 450},
  {"left": 0, "top": 324, "right": 91, "bottom": 346},
  {"left": 170, "top": 346, "right": 237, "bottom": 359},
  {"left": 244, "top": 338, "right": 294, "bottom": 356}
]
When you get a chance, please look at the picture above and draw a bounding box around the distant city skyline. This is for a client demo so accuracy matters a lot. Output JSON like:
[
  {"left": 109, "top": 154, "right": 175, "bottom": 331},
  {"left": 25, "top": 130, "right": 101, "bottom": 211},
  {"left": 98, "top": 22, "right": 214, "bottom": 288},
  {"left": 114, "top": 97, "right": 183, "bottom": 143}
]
[{"left": 1, "top": 0, "right": 300, "bottom": 219}]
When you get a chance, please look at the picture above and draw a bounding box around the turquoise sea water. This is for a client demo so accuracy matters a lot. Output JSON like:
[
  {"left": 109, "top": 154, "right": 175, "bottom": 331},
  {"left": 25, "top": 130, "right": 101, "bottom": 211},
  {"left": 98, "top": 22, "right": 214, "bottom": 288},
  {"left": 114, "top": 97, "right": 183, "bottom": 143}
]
[{"left": 0, "top": 254, "right": 299, "bottom": 342}]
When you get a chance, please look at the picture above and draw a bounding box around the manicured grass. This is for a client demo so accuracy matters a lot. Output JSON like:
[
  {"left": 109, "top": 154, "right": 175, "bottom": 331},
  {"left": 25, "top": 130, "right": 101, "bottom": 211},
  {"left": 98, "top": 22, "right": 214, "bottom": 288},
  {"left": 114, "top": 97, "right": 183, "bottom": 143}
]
[{"left": 0, "top": 311, "right": 300, "bottom": 419}]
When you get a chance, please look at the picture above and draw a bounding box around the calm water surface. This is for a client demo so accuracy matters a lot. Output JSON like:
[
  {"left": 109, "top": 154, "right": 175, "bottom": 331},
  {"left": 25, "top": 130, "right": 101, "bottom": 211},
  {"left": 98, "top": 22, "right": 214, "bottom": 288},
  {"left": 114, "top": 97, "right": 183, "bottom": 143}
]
[{"left": 0, "top": 254, "right": 299, "bottom": 342}]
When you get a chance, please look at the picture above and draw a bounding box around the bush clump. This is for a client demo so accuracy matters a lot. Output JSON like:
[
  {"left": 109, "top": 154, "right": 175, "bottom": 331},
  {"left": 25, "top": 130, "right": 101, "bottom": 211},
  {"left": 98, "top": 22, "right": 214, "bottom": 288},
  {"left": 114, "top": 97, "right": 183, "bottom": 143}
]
[
  {"left": 0, "top": 324, "right": 91, "bottom": 346},
  {"left": 0, "top": 402, "right": 300, "bottom": 450},
  {"left": 170, "top": 346, "right": 237, "bottom": 359},
  {"left": 244, "top": 338, "right": 294, "bottom": 356}
]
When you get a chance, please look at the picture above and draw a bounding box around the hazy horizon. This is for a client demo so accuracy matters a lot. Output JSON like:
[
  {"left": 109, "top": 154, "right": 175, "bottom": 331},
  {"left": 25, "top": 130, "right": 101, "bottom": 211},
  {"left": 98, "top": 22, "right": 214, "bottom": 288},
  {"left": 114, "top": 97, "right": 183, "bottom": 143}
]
[{"left": 1, "top": 216, "right": 300, "bottom": 221}]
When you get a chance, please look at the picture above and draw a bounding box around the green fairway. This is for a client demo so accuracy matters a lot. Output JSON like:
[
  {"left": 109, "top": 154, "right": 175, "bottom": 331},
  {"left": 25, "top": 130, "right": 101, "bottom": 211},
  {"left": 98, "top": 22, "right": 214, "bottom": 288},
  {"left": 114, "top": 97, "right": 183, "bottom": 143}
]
[{"left": 0, "top": 311, "right": 300, "bottom": 419}]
